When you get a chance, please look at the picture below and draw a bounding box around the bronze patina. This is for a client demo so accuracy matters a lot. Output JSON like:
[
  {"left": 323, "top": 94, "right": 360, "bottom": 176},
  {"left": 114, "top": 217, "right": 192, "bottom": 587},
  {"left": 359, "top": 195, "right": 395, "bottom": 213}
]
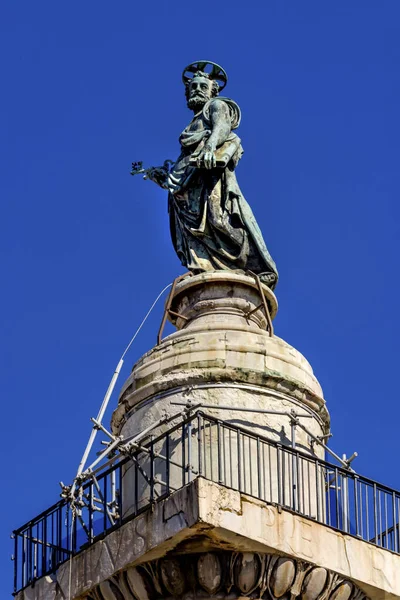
[{"left": 131, "top": 61, "right": 278, "bottom": 289}]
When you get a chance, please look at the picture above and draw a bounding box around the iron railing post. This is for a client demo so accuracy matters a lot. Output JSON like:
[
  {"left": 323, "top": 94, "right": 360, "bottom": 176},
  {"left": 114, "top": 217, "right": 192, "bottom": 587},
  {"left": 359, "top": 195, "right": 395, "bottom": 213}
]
[
  {"left": 217, "top": 420, "right": 223, "bottom": 484},
  {"left": 197, "top": 413, "right": 203, "bottom": 477}
]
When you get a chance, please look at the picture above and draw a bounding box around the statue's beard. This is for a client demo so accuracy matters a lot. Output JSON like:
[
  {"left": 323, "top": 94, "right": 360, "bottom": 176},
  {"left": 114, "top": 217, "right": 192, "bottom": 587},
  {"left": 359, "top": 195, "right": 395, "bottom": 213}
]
[{"left": 187, "top": 94, "right": 209, "bottom": 111}]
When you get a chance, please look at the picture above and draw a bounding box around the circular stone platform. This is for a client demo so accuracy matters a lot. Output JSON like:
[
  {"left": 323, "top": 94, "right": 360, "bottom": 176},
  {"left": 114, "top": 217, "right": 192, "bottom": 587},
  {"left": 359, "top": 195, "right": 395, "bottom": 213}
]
[{"left": 167, "top": 271, "right": 278, "bottom": 332}]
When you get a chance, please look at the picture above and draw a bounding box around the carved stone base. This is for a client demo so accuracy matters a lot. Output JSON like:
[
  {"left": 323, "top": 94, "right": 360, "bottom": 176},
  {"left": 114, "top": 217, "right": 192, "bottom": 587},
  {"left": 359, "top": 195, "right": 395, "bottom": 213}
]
[{"left": 86, "top": 551, "right": 368, "bottom": 600}]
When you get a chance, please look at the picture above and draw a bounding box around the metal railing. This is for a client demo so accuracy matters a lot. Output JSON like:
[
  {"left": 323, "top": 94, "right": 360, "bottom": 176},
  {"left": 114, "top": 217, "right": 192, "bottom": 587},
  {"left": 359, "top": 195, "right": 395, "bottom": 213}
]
[{"left": 12, "top": 411, "right": 400, "bottom": 594}]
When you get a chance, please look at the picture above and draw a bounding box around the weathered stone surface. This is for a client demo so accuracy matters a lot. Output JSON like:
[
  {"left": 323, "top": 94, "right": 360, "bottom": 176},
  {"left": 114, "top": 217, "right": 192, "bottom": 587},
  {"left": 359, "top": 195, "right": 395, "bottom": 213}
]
[
  {"left": 270, "top": 557, "right": 296, "bottom": 597},
  {"left": 197, "top": 552, "right": 222, "bottom": 594},
  {"left": 301, "top": 566, "right": 328, "bottom": 600},
  {"left": 233, "top": 552, "right": 262, "bottom": 594},
  {"left": 18, "top": 576, "right": 60, "bottom": 600}
]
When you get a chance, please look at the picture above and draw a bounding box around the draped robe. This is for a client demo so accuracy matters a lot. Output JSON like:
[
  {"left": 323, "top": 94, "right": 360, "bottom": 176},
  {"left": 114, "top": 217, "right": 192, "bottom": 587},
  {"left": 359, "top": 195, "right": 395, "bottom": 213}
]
[{"left": 167, "top": 98, "right": 278, "bottom": 289}]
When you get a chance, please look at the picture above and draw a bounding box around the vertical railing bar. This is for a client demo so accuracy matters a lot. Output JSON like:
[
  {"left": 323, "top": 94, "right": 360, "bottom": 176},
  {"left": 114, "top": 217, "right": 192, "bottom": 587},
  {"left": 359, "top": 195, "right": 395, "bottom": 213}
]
[
  {"left": 397, "top": 497, "right": 400, "bottom": 553},
  {"left": 249, "top": 436, "right": 253, "bottom": 495},
  {"left": 65, "top": 505, "right": 69, "bottom": 558},
  {"left": 29, "top": 525, "right": 33, "bottom": 583},
  {"left": 166, "top": 433, "right": 171, "bottom": 494},
  {"left": 103, "top": 474, "right": 108, "bottom": 532},
  {"left": 385, "top": 492, "right": 389, "bottom": 549},
  {"left": 261, "top": 442, "right": 266, "bottom": 502},
  {"left": 222, "top": 423, "right": 227, "bottom": 486},
  {"left": 335, "top": 468, "right": 340, "bottom": 529},
  {"left": 181, "top": 423, "right": 186, "bottom": 487},
  {"left": 307, "top": 459, "right": 311, "bottom": 517},
  {"left": 54, "top": 509, "right": 58, "bottom": 568},
  {"left": 229, "top": 428, "right": 233, "bottom": 487},
  {"left": 378, "top": 489, "right": 383, "bottom": 546},
  {"left": 13, "top": 533, "right": 18, "bottom": 593},
  {"left": 290, "top": 450, "right": 295, "bottom": 511},
  {"left": 354, "top": 477, "right": 360, "bottom": 537},
  {"left": 117, "top": 462, "right": 122, "bottom": 526},
  {"left": 342, "top": 471, "right": 348, "bottom": 533},
  {"left": 282, "top": 447, "right": 287, "bottom": 507},
  {"left": 242, "top": 434, "right": 247, "bottom": 493},
  {"left": 315, "top": 460, "right": 320, "bottom": 522},
  {"left": 73, "top": 502, "right": 78, "bottom": 553},
  {"left": 257, "top": 437, "right": 261, "bottom": 500},
  {"left": 134, "top": 458, "right": 139, "bottom": 516},
  {"left": 338, "top": 471, "right": 346, "bottom": 531},
  {"left": 197, "top": 414, "right": 202, "bottom": 478},
  {"left": 42, "top": 515, "right": 47, "bottom": 577},
  {"left": 49, "top": 513, "right": 53, "bottom": 572},
  {"left": 277, "top": 445, "right": 282, "bottom": 506},
  {"left": 324, "top": 469, "right": 329, "bottom": 526},
  {"left": 268, "top": 444, "right": 273, "bottom": 502},
  {"left": 210, "top": 421, "right": 214, "bottom": 482},
  {"left": 347, "top": 473, "right": 351, "bottom": 534},
  {"left": 38, "top": 522, "right": 42, "bottom": 577},
  {"left": 237, "top": 430, "right": 242, "bottom": 492},
  {"left": 298, "top": 453, "right": 303, "bottom": 514},
  {"left": 209, "top": 421, "right": 215, "bottom": 481},
  {"left": 187, "top": 419, "right": 193, "bottom": 483},
  {"left": 89, "top": 484, "right": 93, "bottom": 545},
  {"left": 150, "top": 436, "right": 155, "bottom": 503},
  {"left": 23, "top": 533, "right": 26, "bottom": 589},
  {"left": 296, "top": 452, "right": 301, "bottom": 513},
  {"left": 28, "top": 524, "right": 33, "bottom": 583},
  {"left": 202, "top": 417, "right": 207, "bottom": 478},
  {"left": 33, "top": 531, "right": 38, "bottom": 580},
  {"left": 366, "top": 485, "right": 370, "bottom": 541},
  {"left": 111, "top": 468, "right": 116, "bottom": 522},
  {"left": 393, "top": 492, "right": 398, "bottom": 553},
  {"left": 373, "top": 483, "right": 378, "bottom": 545},
  {"left": 217, "top": 420, "right": 223, "bottom": 484}
]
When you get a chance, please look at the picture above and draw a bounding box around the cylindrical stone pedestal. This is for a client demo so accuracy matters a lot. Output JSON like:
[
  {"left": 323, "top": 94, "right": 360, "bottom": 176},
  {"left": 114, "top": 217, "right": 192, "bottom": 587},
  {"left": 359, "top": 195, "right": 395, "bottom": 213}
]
[{"left": 111, "top": 272, "right": 330, "bottom": 520}]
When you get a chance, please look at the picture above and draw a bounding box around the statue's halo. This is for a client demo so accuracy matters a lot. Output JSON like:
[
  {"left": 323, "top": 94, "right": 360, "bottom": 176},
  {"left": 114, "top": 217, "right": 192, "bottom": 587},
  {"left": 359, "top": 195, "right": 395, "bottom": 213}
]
[{"left": 182, "top": 60, "right": 227, "bottom": 92}]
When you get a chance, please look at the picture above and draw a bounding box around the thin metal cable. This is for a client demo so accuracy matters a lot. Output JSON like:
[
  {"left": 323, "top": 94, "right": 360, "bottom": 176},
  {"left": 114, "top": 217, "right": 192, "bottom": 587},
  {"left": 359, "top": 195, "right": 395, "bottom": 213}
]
[
  {"left": 67, "top": 281, "right": 173, "bottom": 571},
  {"left": 121, "top": 282, "right": 172, "bottom": 359}
]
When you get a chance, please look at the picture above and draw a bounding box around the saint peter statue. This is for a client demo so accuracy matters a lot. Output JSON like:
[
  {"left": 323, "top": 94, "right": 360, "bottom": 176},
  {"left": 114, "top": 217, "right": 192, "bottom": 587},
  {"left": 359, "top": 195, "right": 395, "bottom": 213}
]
[{"left": 138, "top": 61, "right": 278, "bottom": 289}]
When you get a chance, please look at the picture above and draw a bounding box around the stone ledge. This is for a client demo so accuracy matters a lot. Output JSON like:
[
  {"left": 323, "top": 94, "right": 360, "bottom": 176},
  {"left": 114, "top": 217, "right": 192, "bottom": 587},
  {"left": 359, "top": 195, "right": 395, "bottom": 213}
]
[{"left": 15, "top": 479, "right": 400, "bottom": 600}]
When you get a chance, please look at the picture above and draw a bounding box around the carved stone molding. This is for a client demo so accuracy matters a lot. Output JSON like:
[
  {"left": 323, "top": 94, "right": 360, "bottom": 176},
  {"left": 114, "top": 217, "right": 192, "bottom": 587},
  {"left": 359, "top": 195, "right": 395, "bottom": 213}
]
[{"left": 85, "top": 551, "right": 369, "bottom": 600}]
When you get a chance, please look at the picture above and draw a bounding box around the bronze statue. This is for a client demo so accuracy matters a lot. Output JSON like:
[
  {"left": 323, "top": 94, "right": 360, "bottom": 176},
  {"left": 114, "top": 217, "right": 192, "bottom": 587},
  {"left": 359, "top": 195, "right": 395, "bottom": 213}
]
[{"left": 131, "top": 61, "right": 278, "bottom": 289}]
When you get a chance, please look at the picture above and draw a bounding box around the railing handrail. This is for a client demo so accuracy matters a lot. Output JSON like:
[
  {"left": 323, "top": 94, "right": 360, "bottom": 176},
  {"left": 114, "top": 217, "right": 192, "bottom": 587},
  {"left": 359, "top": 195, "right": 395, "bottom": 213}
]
[
  {"left": 13, "top": 410, "right": 400, "bottom": 534},
  {"left": 12, "top": 409, "right": 400, "bottom": 595}
]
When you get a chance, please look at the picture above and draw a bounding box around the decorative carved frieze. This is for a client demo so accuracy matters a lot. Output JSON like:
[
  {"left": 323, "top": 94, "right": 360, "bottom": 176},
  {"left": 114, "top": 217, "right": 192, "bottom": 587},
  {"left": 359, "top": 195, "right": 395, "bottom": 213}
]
[{"left": 85, "top": 551, "right": 368, "bottom": 600}]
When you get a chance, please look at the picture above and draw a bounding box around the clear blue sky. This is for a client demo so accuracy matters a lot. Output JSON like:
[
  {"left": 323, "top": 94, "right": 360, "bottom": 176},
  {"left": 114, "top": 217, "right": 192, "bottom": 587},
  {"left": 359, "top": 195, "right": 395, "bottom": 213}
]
[{"left": 1, "top": 0, "right": 400, "bottom": 594}]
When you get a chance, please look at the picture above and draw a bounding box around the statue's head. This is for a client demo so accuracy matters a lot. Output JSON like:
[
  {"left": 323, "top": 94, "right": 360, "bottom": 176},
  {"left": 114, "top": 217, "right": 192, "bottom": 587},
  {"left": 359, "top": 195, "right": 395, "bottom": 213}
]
[
  {"left": 185, "top": 72, "right": 219, "bottom": 111},
  {"left": 182, "top": 61, "right": 227, "bottom": 113}
]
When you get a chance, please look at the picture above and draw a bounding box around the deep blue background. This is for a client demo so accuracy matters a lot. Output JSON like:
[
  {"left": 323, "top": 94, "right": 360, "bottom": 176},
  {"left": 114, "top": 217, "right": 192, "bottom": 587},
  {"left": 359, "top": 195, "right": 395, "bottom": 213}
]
[{"left": 1, "top": 1, "right": 400, "bottom": 594}]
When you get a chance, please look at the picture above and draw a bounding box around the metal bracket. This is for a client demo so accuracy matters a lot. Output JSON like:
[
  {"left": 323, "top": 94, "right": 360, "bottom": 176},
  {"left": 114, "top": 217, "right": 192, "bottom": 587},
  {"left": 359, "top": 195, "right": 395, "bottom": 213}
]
[
  {"left": 246, "top": 271, "right": 274, "bottom": 337},
  {"left": 157, "top": 273, "right": 192, "bottom": 345}
]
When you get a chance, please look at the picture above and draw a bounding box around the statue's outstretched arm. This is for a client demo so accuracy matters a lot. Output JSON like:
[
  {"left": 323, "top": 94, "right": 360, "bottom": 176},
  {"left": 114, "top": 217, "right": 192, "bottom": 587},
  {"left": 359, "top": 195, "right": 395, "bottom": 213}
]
[
  {"left": 196, "top": 100, "right": 232, "bottom": 169},
  {"left": 130, "top": 160, "right": 174, "bottom": 189}
]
